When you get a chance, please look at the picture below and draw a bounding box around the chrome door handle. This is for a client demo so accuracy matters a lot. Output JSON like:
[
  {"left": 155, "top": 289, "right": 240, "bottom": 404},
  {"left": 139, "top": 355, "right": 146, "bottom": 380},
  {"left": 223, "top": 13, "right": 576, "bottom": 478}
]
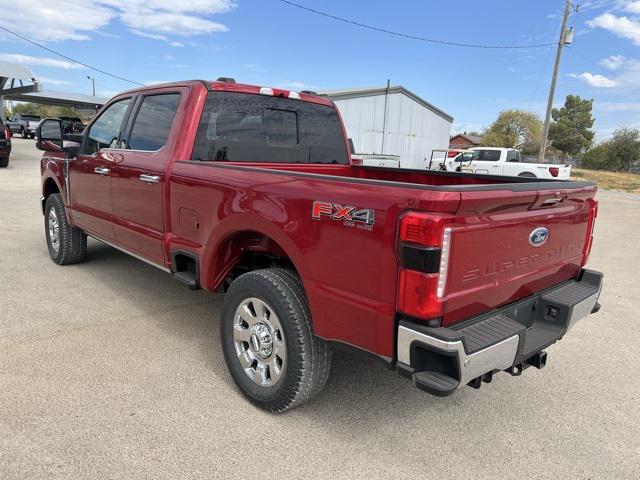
[
  {"left": 139, "top": 174, "right": 160, "bottom": 184},
  {"left": 94, "top": 166, "right": 110, "bottom": 176}
]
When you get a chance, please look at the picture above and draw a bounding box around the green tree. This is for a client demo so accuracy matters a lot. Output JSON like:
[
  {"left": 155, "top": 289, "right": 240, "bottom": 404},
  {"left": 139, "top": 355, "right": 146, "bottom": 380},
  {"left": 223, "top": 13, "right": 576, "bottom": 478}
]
[
  {"left": 548, "top": 95, "right": 595, "bottom": 158},
  {"left": 481, "top": 109, "right": 542, "bottom": 155},
  {"left": 582, "top": 127, "right": 640, "bottom": 172},
  {"left": 11, "top": 102, "right": 79, "bottom": 118}
]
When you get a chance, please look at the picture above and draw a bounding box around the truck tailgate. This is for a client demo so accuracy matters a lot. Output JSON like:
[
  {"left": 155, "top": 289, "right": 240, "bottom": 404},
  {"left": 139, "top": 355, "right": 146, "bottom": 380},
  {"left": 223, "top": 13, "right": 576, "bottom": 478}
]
[{"left": 442, "top": 184, "right": 597, "bottom": 325}]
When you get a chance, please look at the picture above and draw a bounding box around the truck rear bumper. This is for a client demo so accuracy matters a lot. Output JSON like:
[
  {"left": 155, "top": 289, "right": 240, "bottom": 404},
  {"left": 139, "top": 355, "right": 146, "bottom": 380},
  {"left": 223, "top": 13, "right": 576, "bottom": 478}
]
[{"left": 396, "top": 269, "right": 603, "bottom": 396}]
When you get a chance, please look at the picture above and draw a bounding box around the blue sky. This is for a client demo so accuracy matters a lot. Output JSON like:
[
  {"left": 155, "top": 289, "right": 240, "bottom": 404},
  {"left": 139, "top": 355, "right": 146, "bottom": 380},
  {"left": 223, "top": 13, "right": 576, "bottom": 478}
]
[{"left": 1, "top": 0, "right": 639, "bottom": 140}]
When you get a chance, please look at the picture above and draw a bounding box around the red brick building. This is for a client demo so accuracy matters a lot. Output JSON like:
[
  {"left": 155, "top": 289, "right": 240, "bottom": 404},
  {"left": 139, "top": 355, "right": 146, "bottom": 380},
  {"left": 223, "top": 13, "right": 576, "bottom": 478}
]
[{"left": 449, "top": 134, "right": 482, "bottom": 150}]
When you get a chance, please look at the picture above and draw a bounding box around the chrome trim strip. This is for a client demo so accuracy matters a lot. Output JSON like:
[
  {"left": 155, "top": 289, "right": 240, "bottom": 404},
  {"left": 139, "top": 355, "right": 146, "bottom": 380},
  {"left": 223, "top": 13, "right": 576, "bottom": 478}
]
[
  {"left": 88, "top": 234, "right": 170, "bottom": 273},
  {"left": 397, "top": 325, "right": 519, "bottom": 387},
  {"left": 567, "top": 284, "right": 602, "bottom": 331}
]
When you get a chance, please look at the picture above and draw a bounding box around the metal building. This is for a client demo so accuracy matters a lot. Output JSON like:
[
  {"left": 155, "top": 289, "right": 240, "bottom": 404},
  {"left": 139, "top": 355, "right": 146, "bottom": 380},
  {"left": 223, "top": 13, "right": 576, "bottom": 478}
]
[{"left": 320, "top": 85, "right": 453, "bottom": 170}]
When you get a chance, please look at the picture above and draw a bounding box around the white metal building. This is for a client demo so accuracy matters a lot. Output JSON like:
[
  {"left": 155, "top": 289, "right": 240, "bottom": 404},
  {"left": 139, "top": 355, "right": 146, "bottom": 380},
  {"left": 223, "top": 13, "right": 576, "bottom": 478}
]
[{"left": 320, "top": 85, "right": 453, "bottom": 170}]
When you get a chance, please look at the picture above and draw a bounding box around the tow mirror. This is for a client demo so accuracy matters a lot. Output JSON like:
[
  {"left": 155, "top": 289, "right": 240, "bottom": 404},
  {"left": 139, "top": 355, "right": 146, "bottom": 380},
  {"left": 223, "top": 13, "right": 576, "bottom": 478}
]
[{"left": 36, "top": 118, "right": 64, "bottom": 152}]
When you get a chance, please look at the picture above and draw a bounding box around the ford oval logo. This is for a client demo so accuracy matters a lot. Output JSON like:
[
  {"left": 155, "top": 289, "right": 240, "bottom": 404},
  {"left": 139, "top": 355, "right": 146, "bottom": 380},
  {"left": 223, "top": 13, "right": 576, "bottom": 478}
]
[{"left": 529, "top": 227, "right": 549, "bottom": 247}]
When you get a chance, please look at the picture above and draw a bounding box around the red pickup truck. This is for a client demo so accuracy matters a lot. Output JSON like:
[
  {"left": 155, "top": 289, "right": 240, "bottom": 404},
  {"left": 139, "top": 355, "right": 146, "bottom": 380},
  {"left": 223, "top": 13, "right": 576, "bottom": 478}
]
[{"left": 37, "top": 79, "right": 603, "bottom": 412}]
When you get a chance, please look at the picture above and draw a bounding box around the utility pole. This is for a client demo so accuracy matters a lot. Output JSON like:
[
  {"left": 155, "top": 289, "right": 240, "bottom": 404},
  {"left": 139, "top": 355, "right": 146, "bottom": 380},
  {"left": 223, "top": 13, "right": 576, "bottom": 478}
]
[{"left": 538, "top": 0, "right": 573, "bottom": 162}]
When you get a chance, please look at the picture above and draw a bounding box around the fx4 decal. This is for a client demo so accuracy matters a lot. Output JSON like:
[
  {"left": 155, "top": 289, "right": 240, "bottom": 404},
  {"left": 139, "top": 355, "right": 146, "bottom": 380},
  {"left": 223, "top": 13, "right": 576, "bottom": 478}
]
[{"left": 312, "top": 201, "right": 376, "bottom": 230}]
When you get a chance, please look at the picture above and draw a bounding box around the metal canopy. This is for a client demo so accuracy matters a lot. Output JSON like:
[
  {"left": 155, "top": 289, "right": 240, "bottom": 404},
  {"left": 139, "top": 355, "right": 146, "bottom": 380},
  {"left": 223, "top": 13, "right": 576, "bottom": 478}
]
[
  {"left": 3, "top": 89, "right": 109, "bottom": 109},
  {"left": 0, "top": 61, "right": 41, "bottom": 120}
]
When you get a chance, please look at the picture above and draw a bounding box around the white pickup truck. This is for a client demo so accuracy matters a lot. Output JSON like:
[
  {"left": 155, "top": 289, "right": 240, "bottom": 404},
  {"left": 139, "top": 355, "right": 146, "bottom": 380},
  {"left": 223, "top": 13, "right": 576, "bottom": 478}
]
[{"left": 447, "top": 147, "right": 571, "bottom": 179}]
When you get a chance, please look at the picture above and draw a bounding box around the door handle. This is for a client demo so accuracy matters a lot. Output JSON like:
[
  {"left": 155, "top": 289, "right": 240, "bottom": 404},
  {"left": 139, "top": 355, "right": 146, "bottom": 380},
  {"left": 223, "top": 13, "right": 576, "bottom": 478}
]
[
  {"left": 94, "top": 166, "right": 110, "bottom": 176},
  {"left": 139, "top": 174, "right": 160, "bottom": 184}
]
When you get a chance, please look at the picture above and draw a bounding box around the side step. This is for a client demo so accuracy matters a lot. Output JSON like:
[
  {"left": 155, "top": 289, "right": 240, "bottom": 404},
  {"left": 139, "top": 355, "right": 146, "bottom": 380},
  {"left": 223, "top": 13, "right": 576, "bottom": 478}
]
[
  {"left": 412, "top": 371, "right": 459, "bottom": 397},
  {"left": 173, "top": 271, "right": 200, "bottom": 290}
]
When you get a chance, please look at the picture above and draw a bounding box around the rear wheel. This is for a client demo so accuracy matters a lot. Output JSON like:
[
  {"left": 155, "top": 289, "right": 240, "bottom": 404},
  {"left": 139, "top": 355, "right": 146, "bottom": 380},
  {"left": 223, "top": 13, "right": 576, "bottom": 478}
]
[
  {"left": 0, "top": 157, "right": 8, "bottom": 168},
  {"left": 20, "top": 127, "right": 28, "bottom": 139},
  {"left": 221, "top": 268, "right": 331, "bottom": 412},
  {"left": 28, "top": 133, "right": 35, "bottom": 139},
  {"left": 44, "top": 194, "right": 87, "bottom": 265}
]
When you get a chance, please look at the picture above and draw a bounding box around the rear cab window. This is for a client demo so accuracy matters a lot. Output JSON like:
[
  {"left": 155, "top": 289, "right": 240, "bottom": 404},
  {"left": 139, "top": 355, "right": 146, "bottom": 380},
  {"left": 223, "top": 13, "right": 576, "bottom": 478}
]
[
  {"left": 191, "top": 92, "right": 348, "bottom": 164},
  {"left": 472, "top": 149, "right": 502, "bottom": 162}
]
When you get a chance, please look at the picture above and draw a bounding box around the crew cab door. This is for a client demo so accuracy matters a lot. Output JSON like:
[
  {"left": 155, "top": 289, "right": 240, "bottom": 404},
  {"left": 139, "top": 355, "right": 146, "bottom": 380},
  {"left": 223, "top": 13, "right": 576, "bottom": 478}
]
[
  {"left": 110, "top": 90, "right": 183, "bottom": 267},
  {"left": 70, "top": 97, "right": 134, "bottom": 241},
  {"left": 469, "top": 149, "right": 503, "bottom": 175}
]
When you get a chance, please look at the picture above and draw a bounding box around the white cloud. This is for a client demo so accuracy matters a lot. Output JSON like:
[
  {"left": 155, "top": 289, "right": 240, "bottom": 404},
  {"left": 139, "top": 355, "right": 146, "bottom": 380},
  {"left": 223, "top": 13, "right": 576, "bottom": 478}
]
[
  {"left": 279, "top": 81, "right": 320, "bottom": 90},
  {"left": 0, "top": 53, "right": 84, "bottom": 70},
  {"left": 588, "top": 13, "right": 640, "bottom": 45},
  {"left": 0, "top": 0, "right": 113, "bottom": 42},
  {"left": 0, "top": 0, "right": 235, "bottom": 43},
  {"left": 129, "top": 29, "right": 167, "bottom": 41},
  {"left": 164, "top": 54, "right": 173, "bottom": 61},
  {"left": 597, "top": 101, "right": 640, "bottom": 111},
  {"left": 599, "top": 54, "right": 626, "bottom": 70},
  {"left": 38, "top": 76, "right": 73, "bottom": 86},
  {"left": 624, "top": 0, "right": 640, "bottom": 14},
  {"left": 169, "top": 41, "right": 184, "bottom": 48},
  {"left": 569, "top": 72, "right": 618, "bottom": 87}
]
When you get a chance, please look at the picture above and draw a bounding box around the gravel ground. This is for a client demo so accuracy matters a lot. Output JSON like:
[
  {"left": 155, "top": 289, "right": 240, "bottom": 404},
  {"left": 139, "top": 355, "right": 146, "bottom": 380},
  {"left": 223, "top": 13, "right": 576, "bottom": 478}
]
[{"left": 1, "top": 138, "right": 639, "bottom": 479}]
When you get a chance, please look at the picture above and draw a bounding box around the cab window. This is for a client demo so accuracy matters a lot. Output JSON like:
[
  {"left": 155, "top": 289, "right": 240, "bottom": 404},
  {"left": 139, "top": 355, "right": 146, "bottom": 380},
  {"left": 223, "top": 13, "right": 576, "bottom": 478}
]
[{"left": 80, "top": 98, "right": 132, "bottom": 155}]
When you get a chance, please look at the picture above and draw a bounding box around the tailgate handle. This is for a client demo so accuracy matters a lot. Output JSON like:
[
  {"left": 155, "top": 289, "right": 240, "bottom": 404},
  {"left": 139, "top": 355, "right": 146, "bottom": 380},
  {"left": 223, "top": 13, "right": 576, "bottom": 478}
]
[{"left": 541, "top": 197, "right": 563, "bottom": 207}]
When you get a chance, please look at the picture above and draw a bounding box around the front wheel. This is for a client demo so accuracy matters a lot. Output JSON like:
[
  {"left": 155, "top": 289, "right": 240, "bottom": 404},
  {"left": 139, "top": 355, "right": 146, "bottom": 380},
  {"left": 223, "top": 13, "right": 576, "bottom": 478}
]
[
  {"left": 221, "top": 268, "right": 331, "bottom": 412},
  {"left": 28, "top": 133, "right": 35, "bottom": 139},
  {"left": 21, "top": 127, "right": 28, "bottom": 139},
  {"left": 44, "top": 194, "right": 87, "bottom": 265}
]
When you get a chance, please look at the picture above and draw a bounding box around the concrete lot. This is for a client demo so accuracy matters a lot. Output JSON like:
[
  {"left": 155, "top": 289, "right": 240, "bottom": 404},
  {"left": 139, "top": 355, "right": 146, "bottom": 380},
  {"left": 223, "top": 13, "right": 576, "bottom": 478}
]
[{"left": 1, "top": 138, "right": 639, "bottom": 479}]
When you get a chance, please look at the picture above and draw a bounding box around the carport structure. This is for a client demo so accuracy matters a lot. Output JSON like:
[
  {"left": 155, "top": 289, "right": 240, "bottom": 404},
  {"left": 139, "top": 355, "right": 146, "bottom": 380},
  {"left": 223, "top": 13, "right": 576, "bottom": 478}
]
[{"left": 1, "top": 61, "right": 109, "bottom": 120}]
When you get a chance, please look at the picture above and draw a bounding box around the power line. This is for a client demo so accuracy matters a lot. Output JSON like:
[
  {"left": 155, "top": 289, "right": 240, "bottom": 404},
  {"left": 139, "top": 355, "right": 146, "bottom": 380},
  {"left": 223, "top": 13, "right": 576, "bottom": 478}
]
[
  {"left": 276, "top": 0, "right": 557, "bottom": 49},
  {"left": 0, "top": 26, "right": 143, "bottom": 86}
]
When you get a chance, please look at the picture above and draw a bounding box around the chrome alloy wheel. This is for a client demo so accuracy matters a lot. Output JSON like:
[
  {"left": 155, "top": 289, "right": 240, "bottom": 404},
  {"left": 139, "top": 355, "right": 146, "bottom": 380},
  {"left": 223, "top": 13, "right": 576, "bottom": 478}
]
[
  {"left": 233, "top": 297, "right": 287, "bottom": 387},
  {"left": 48, "top": 207, "right": 60, "bottom": 254}
]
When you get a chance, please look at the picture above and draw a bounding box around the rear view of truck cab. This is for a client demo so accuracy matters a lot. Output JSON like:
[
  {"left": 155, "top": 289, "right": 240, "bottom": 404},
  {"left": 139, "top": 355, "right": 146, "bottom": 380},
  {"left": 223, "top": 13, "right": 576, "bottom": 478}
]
[{"left": 394, "top": 185, "right": 601, "bottom": 395}]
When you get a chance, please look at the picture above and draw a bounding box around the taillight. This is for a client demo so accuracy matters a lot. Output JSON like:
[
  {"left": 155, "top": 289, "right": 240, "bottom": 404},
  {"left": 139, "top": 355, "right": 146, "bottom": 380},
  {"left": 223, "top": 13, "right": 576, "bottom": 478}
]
[
  {"left": 351, "top": 157, "right": 363, "bottom": 166},
  {"left": 397, "top": 213, "right": 453, "bottom": 322},
  {"left": 549, "top": 167, "right": 559, "bottom": 177},
  {"left": 583, "top": 200, "right": 598, "bottom": 265},
  {"left": 4, "top": 126, "right": 9, "bottom": 141}
]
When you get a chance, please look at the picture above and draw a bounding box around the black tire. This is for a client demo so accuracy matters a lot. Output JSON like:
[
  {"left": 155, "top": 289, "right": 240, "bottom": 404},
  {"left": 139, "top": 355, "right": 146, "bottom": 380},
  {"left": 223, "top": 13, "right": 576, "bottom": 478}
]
[
  {"left": 44, "top": 193, "right": 87, "bottom": 265},
  {"left": 29, "top": 133, "right": 35, "bottom": 139},
  {"left": 21, "top": 127, "right": 28, "bottom": 139},
  {"left": 0, "top": 157, "right": 8, "bottom": 168},
  {"left": 221, "top": 268, "right": 331, "bottom": 412},
  {"left": 518, "top": 172, "right": 537, "bottom": 178}
]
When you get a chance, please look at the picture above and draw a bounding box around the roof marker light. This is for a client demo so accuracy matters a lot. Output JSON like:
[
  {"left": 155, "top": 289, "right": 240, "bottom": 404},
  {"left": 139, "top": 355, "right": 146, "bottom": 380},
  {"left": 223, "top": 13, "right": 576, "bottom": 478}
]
[
  {"left": 288, "top": 91, "right": 300, "bottom": 100},
  {"left": 259, "top": 87, "right": 274, "bottom": 96}
]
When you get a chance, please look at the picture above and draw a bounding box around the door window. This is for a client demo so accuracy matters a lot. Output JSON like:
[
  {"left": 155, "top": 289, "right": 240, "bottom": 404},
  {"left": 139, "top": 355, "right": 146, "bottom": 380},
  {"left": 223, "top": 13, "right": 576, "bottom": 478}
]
[
  {"left": 81, "top": 98, "right": 132, "bottom": 155},
  {"left": 472, "top": 150, "right": 501, "bottom": 161},
  {"left": 125, "top": 93, "right": 181, "bottom": 151}
]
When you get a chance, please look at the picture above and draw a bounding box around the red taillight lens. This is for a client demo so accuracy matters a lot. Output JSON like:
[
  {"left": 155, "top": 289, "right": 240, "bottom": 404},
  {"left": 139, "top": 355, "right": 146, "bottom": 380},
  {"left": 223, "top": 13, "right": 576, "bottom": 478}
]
[
  {"left": 398, "top": 270, "right": 444, "bottom": 318},
  {"left": 549, "top": 167, "right": 559, "bottom": 177},
  {"left": 399, "top": 213, "right": 448, "bottom": 246},
  {"left": 350, "top": 157, "right": 363, "bottom": 166},
  {"left": 4, "top": 127, "right": 9, "bottom": 141},
  {"left": 397, "top": 213, "right": 453, "bottom": 321},
  {"left": 583, "top": 200, "right": 598, "bottom": 265}
]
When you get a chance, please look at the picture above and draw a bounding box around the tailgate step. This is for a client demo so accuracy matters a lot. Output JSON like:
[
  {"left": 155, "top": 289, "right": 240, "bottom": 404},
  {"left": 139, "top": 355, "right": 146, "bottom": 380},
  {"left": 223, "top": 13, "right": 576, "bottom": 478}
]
[
  {"left": 173, "top": 271, "right": 200, "bottom": 290},
  {"left": 412, "top": 371, "right": 459, "bottom": 396},
  {"left": 452, "top": 314, "right": 525, "bottom": 354}
]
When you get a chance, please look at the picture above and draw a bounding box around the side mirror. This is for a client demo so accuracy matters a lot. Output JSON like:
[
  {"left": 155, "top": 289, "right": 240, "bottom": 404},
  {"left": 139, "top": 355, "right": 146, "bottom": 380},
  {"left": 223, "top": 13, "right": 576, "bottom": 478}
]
[
  {"left": 36, "top": 118, "right": 64, "bottom": 152},
  {"left": 458, "top": 153, "right": 474, "bottom": 163}
]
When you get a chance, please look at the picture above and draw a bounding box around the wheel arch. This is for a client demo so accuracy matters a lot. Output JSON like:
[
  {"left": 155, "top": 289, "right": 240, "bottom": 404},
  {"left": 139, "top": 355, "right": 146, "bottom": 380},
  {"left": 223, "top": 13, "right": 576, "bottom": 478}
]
[{"left": 201, "top": 216, "right": 309, "bottom": 294}]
